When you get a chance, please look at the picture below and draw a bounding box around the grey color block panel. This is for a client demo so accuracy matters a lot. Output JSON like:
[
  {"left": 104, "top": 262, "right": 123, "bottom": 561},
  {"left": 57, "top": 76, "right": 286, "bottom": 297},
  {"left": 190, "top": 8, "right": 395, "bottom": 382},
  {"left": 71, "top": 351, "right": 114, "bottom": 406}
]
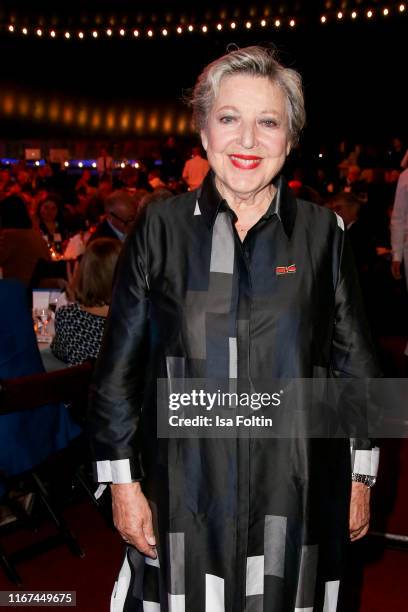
[
  {"left": 184, "top": 291, "right": 207, "bottom": 360},
  {"left": 210, "top": 211, "right": 235, "bottom": 274},
  {"left": 229, "top": 337, "right": 237, "bottom": 379},
  {"left": 294, "top": 544, "right": 318, "bottom": 609},
  {"left": 168, "top": 532, "right": 185, "bottom": 595},
  {"left": 264, "top": 515, "right": 287, "bottom": 578},
  {"left": 166, "top": 357, "right": 186, "bottom": 380},
  {"left": 245, "top": 594, "right": 263, "bottom": 612}
]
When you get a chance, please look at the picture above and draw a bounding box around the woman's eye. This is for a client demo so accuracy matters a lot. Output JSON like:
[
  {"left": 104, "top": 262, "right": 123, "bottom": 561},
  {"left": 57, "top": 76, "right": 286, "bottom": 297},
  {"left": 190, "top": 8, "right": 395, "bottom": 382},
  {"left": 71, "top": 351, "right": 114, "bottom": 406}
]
[
  {"left": 260, "top": 119, "right": 278, "bottom": 128},
  {"left": 219, "top": 116, "right": 236, "bottom": 124}
]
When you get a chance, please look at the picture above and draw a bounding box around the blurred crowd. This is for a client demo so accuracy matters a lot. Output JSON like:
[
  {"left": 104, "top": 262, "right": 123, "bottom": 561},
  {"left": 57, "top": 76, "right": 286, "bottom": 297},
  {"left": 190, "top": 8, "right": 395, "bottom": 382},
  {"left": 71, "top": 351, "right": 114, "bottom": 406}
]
[{"left": 0, "top": 135, "right": 407, "bottom": 367}]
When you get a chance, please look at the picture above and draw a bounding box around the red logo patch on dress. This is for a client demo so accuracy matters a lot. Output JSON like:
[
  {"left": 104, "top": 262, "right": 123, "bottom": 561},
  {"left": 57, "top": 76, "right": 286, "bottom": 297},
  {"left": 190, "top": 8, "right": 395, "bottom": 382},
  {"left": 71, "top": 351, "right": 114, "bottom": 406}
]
[{"left": 276, "top": 264, "right": 297, "bottom": 275}]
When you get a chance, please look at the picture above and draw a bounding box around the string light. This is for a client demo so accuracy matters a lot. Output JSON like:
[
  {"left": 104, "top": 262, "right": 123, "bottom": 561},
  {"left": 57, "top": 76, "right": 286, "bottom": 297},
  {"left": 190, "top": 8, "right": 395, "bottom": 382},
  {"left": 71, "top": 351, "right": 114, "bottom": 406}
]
[
  {"left": 3, "top": 6, "right": 406, "bottom": 42},
  {"left": 78, "top": 162, "right": 83, "bottom": 168},
  {"left": 92, "top": 162, "right": 97, "bottom": 168},
  {"left": 64, "top": 161, "right": 69, "bottom": 168}
]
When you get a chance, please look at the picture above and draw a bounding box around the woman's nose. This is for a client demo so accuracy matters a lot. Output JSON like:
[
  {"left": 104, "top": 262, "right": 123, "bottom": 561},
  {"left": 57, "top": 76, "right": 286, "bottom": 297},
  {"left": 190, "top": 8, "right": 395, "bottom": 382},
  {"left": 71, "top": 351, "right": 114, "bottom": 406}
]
[{"left": 238, "top": 122, "right": 257, "bottom": 149}]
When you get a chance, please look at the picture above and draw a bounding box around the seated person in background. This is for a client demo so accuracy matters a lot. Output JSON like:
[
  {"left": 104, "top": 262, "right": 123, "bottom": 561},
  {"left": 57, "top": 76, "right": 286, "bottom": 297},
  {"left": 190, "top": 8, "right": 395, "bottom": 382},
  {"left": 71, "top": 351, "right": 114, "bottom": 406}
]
[
  {"left": 50, "top": 238, "right": 121, "bottom": 365},
  {"left": 87, "top": 189, "right": 136, "bottom": 243},
  {"left": 0, "top": 279, "right": 80, "bottom": 494},
  {"left": 0, "top": 195, "right": 50, "bottom": 286},
  {"left": 36, "top": 194, "right": 67, "bottom": 255}
]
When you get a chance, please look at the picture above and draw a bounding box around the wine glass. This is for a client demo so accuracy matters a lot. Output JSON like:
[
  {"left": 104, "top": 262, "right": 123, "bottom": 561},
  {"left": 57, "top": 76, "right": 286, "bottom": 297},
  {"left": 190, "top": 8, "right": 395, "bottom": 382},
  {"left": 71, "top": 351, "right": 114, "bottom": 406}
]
[{"left": 33, "top": 307, "right": 52, "bottom": 338}]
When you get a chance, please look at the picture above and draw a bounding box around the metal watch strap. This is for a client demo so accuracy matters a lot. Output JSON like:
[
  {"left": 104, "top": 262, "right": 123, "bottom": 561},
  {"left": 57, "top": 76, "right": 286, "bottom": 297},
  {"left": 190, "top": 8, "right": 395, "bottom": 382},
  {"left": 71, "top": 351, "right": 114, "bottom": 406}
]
[{"left": 352, "top": 473, "right": 376, "bottom": 488}]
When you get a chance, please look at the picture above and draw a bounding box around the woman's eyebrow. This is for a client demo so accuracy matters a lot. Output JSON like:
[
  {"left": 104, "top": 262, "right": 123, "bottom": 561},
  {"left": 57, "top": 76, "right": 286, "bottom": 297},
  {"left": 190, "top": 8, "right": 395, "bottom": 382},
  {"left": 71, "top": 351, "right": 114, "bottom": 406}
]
[{"left": 214, "top": 105, "right": 239, "bottom": 113}]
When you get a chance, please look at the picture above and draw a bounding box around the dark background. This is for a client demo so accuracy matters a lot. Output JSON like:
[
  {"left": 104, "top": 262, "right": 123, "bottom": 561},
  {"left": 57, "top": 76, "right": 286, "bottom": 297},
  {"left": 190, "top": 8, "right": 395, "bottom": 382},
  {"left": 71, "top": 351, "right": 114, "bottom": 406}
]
[{"left": 0, "top": 0, "right": 406, "bottom": 147}]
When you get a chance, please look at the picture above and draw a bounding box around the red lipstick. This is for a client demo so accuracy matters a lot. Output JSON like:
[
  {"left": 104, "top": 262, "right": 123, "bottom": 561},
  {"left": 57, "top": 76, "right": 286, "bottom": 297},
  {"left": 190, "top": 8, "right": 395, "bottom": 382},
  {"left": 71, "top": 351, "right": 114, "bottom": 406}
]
[{"left": 229, "top": 154, "right": 262, "bottom": 170}]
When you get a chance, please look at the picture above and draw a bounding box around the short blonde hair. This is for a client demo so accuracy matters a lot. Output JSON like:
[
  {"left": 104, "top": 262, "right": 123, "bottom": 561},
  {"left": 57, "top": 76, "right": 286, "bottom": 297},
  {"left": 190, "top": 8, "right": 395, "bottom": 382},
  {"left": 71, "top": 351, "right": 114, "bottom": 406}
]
[
  {"left": 189, "top": 45, "right": 305, "bottom": 146},
  {"left": 75, "top": 238, "right": 121, "bottom": 307}
]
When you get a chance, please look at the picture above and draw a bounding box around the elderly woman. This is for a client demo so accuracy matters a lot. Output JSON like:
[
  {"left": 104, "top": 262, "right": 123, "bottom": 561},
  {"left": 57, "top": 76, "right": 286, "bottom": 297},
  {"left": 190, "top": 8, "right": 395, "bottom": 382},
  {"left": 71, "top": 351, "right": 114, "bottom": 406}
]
[{"left": 88, "top": 47, "right": 379, "bottom": 612}]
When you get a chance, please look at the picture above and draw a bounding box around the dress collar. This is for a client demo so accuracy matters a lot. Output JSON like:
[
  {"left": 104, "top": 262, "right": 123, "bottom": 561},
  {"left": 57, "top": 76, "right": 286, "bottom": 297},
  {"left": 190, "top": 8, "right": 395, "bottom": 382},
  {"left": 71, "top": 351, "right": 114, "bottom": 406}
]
[{"left": 197, "top": 170, "right": 297, "bottom": 239}]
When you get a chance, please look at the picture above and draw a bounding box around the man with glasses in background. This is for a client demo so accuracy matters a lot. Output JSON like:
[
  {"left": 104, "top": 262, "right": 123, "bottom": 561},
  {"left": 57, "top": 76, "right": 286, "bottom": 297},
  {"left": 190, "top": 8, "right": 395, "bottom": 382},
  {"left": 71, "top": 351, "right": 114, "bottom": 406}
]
[{"left": 88, "top": 190, "right": 136, "bottom": 244}]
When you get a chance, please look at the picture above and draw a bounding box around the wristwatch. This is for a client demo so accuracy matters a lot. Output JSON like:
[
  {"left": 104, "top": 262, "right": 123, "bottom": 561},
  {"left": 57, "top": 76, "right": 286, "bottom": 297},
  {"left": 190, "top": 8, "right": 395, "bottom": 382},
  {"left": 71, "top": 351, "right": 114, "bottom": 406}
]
[{"left": 352, "top": 473, "right": 376, "bottom": 488}]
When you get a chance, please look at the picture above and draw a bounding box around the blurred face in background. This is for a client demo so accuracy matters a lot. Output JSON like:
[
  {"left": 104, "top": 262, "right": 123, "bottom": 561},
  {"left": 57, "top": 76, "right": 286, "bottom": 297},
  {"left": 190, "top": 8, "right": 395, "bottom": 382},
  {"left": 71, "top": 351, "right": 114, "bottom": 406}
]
[
  {"left": 108, "top": 200, "right": 136, "bottom": 234},
  {"left": 39, "top": 200, "right": 58, "bottom": 223}
]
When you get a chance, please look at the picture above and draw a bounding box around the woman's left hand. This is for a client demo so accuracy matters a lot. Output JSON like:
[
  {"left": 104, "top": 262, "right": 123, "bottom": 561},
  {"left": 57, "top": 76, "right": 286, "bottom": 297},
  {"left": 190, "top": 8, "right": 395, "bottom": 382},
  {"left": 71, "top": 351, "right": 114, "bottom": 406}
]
[{"left": 349, "top": 481, "right": 371, "bottom": 541}]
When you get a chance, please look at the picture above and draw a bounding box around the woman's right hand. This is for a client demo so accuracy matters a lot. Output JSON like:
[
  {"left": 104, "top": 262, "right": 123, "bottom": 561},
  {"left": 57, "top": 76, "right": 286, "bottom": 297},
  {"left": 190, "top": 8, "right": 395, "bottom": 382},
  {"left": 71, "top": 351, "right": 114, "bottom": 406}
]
[{"left": 110, "top": 482, "right": 157, "bottom": 558}]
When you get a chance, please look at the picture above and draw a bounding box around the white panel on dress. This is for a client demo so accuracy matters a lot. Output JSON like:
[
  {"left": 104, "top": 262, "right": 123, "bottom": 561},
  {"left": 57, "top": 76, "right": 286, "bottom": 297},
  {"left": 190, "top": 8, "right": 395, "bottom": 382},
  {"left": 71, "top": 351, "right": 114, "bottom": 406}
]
[
  {"left": 168, "top": 594, "right": 185, "bottom": 612},
  {"left": 194, "top": 201, "right": 201, "bottom": 215},
  {"left": 96, "top": 460, "right": 112, "bottom": 482},
  {"left": 111, "top": 459, "right": 132, "bottom": 483},
  {"left": 145, "top": 555, "right": 160, "bottom": 568},
  {"left": 110, "top": 553, "right": 131, "bottom": 611},
  {"left": 143, "top": 603, "right": 161, "bottom": 612},
  {"left": 353, "top": 448, "right": 380, "bottom": 476},
  {"left": 205, "top": 574, "right": 225, "bottom": 612},
  {"left": 334, "top": 212, "right": 344, "bottom": 230},
  {"left": 323, "top": 580, "right": 340, "bottom": 612},
  {"left": 246, "top": 555, "right": 264, "bottom": 596}
]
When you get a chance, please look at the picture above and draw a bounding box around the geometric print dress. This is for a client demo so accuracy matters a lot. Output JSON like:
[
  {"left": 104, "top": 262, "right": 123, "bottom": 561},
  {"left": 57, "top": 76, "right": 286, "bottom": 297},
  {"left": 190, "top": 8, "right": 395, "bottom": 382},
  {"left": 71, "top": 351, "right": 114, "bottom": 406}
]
[
  {"left": 88, "top": 172, "right": 380, "bottom": 612},
  {"left": 51, "top": 302, "right": 106, "bottom": 366}
]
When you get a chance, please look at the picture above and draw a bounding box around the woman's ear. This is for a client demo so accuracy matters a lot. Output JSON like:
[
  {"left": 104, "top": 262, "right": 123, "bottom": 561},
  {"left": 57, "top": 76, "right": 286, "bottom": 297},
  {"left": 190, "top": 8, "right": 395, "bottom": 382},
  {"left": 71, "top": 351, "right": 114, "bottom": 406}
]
[
  {"left": 200, "top": 130, "right": 208, "bottom": 152},
  {"left": 286, "top": 140, "right": 292, "bottom": 157}
]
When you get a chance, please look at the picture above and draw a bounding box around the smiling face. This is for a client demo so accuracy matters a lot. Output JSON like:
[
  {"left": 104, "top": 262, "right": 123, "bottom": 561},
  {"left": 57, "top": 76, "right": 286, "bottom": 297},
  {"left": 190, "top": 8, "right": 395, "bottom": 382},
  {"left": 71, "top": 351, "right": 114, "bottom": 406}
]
[{"left": 201, "top": 74, "right": 291, "bottom": 202}]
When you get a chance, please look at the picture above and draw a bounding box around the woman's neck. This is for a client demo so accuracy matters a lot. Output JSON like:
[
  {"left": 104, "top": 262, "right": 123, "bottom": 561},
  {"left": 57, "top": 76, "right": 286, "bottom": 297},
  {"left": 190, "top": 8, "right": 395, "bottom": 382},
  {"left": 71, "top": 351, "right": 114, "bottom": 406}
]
[
  {"left": 44, "top": 220, "right": 57, "bottom": 234},
  {"left": 215, "top": 178, "right": 277, "bottom": 242},
  {"left": 80, "top": 304, "right": 109, "bottom": 317},
  {"left": 215, "top": 178, "right": 276, "bottom": 216}
]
